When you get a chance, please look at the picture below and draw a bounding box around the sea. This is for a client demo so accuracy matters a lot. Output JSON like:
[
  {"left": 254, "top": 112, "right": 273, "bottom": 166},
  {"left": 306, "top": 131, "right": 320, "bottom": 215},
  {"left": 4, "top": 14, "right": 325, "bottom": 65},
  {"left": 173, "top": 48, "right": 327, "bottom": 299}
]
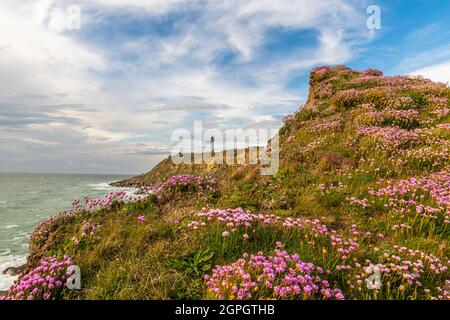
[{"left": 0, "top": 172, "right": 136, "bottom": 291}]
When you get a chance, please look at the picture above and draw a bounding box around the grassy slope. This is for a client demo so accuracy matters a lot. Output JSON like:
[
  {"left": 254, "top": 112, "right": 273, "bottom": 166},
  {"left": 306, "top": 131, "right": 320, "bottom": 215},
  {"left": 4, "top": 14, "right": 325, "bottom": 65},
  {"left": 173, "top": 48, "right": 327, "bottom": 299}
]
[{"left": 25, "top": 66, "right": 450, "bottom": 300}]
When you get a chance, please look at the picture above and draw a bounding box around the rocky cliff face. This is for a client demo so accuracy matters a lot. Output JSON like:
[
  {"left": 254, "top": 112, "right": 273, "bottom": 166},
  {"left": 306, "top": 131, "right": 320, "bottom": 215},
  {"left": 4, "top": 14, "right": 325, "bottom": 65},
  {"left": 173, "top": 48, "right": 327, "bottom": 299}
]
[{"left": 3, "top": 65, "right": 449, "bottom": 300}]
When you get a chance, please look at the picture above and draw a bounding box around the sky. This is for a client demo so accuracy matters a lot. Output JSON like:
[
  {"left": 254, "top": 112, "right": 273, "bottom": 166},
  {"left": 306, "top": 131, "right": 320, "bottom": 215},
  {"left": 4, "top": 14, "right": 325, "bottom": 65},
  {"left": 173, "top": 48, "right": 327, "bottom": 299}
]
[{"left": 0, "top": 0, "right": 449, "bottom": 174}]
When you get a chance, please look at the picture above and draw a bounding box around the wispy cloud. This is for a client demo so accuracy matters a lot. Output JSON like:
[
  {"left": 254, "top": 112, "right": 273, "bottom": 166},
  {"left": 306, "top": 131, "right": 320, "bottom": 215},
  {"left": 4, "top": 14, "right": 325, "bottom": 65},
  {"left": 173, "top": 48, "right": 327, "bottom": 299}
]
[
  {"left": 0, "top": 0, "right": 373, "bottom": 173},
  {"left": 410, "top": 61, "right": 450, "bottom": 84}
]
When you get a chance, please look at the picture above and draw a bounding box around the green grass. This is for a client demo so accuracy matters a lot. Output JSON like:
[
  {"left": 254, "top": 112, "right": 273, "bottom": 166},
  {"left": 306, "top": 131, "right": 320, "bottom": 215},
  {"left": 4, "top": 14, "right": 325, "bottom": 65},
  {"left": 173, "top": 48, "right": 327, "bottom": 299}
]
[{"left": 24, "top": 66, "right": 450, "bottom": 300}]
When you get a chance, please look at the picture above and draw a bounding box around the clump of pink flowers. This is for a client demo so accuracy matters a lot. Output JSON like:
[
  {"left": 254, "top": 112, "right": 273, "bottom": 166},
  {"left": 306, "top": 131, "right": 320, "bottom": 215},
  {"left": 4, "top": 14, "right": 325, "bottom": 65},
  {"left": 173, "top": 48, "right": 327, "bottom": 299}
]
[
  {"left": 74, "top": 191, "right": 151, "bottom": 214},
  {"left": 384, "top": 108, "right": 420, "bottom": 122},
  {"left": 350, "top": 245, "right": 449, "bottom": 299},
  {"left": 84, "top": 191, "right": 127, "bottom": 212},
  {"left": 30, "top": 210, "right": 77, "bottom": 246},
  {"left": 396, "top": 142, "right": 450, "bottom": 170},
  {"left": 367, "top": 170, "right": 450, "bottom": 225},
  {"left": 356, "top": 125, "right": 419, "bottom": 150},
  {"left": 319, "top": 182, "right": 347, "bottom": 193},
  {"left": 0, "top": 256, "right": 74, "bottom": 300},
  {"left": 204, "top": 243, "right": 345, "bottom": 300},
  {"left": 361, "top": 69, "right": 383, "bottom": 76},
  {"left": 283, "top": 113, "right": 296, "bottom": 124},
  {"left": 311, "top": 117, "right": 344, "bottom": 131},
  {"left": 30, "top": 217, "right": 56, "bottom": 245},
  {"left": 71, "top": 220, "right": 100, "bottom": 246},
  {"left": 152, "top": 174, "right": 216, "bottom": 200},
  {"left": 347, "top": 197, "right": 370, "bottom": 208},
  {"left": 30, "top": 192, "right": 131, "bottom": 247},
  {"left": 358, "top": 107, "right": 420, "bottom": 128},
  {"left": 348, "top": 74, "right": 446, "bottom": 94},
  {"left": 188, "top": 208, "right": 366, "bottom": 262},
  {"left": 298, "top": 137, "right": 326, "bottom": 156},
  {"left": 138, "top": 215, "right": 145, "bottom": 223}
]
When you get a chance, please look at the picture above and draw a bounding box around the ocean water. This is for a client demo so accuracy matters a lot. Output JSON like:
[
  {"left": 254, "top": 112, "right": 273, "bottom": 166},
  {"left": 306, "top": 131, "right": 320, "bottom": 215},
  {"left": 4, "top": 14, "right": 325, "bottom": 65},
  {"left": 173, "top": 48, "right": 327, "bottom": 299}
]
[{"left": 0, "top": 172, "right": 135, "bottom": 290}]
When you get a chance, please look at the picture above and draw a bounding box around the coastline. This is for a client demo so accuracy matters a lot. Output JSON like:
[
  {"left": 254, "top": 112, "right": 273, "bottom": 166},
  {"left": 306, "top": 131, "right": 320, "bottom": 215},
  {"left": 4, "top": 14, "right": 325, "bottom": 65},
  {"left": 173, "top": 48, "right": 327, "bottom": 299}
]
[
  {"left": 0, "top": 264, "right": 26, "bottom": 297},
  {"left": 0, "top": 256, "right": 27, "bottom": 292},
  {"left": 110, "top": 179, "right": 144, "bottom": 188},
  {"left": 0, "top": 174, "right": 136, "bottom": 294}
]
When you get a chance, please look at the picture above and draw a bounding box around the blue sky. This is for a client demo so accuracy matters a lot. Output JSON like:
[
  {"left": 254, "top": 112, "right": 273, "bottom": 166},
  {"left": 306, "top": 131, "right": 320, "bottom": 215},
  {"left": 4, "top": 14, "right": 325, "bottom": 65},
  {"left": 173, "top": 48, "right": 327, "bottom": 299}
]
[{"left": 0, "top": 0, "right": 449, "bottom": 174}]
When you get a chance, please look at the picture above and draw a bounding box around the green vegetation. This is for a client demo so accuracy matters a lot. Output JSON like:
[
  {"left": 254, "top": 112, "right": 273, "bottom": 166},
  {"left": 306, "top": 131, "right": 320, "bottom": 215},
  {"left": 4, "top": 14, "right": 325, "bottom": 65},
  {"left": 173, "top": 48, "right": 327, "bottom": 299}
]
[{"left": 4, "top": 65, "right": 449, "bottom": 301}]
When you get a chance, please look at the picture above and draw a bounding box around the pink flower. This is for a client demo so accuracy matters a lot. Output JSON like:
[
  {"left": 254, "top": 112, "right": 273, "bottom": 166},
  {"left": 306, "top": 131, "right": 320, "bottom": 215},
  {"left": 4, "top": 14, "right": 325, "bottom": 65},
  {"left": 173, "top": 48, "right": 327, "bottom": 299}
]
[
  {"left": 222, "top": 231, "right": 230, "bottom": 238},
  {"left": 335, "top": 292, "right": 345, "bottom": 300},
  {"left": 138, "top": 215, "right": 145, "bottom": 223},
  {"left": 204, "top": 244, "right": 345, "bottom": 300}
]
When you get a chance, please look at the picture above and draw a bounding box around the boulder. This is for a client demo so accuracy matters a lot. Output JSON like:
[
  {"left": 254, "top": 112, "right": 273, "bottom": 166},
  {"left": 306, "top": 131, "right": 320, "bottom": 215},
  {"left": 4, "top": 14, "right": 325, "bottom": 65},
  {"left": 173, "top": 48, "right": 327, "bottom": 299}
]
[{"left": 2, "top": 264, "right": 26, "bottom": 276}]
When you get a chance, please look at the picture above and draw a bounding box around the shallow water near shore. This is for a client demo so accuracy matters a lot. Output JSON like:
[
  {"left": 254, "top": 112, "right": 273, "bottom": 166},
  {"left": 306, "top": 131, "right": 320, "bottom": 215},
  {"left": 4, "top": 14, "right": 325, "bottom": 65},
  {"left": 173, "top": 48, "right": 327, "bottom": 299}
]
[{"left": 0, "top": 172, "right": 134, "bottom": 290}]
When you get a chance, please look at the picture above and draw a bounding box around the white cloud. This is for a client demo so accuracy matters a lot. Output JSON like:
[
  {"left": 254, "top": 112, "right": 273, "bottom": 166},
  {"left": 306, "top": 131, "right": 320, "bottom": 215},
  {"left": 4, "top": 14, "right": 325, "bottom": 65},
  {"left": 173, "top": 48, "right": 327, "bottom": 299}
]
[
  {"left": 0, "top": 0, "right": 105, "bottom": 104},
  {"left": 410, "top": 61, "right": 450, "bottom": 84},
  {"left": 91, "top": 0, "right": 193, "bottom": 14},
  {"left": 0, "top": 0, "right": 371, "bottom": 173}
]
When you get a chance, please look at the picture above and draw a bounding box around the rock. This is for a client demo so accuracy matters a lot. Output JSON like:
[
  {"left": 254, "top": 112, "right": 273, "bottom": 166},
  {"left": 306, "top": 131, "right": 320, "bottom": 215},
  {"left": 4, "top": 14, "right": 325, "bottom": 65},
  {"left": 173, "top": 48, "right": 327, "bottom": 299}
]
[
  {"left": 2, "top": 264, "right": 26, "bottom": 276},
  {"left": 2, "top": 267, "right": 17, "bottom": 275},
  {"left": 0, "top": 291, "right": 7, "bottom": 297}
]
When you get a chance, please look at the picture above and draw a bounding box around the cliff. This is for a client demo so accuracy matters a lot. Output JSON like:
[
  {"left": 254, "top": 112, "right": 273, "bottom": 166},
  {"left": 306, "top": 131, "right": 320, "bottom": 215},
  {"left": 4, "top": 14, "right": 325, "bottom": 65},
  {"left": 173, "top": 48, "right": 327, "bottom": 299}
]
[{"left": 3, "top": 65, "right": 449, "bottom": 300}]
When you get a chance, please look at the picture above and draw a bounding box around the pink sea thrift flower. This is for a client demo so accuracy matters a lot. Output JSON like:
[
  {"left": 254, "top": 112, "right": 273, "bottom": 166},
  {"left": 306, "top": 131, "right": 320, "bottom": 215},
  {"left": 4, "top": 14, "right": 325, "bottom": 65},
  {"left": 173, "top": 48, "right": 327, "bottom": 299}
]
[
  {"left": 1, "top": 256, "right": 74, "bottom": 301},
  {"left": 205, "top": 244, "right": 345, "bottom": 300}
]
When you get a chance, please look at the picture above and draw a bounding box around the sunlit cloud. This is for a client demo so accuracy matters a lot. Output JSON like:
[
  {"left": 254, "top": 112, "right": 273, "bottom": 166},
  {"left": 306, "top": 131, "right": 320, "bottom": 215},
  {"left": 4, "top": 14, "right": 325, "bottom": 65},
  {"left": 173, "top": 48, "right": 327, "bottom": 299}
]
[{"left": 0, "top": 0, "right": 377, "bottom": 173}]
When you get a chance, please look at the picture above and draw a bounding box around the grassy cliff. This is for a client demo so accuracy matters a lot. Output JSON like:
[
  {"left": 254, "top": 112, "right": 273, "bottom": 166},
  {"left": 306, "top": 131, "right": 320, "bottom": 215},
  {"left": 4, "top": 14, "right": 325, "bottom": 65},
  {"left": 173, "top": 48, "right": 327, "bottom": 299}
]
[{"left": 4, "top": 65, "right": 449, "bottom": 300}]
